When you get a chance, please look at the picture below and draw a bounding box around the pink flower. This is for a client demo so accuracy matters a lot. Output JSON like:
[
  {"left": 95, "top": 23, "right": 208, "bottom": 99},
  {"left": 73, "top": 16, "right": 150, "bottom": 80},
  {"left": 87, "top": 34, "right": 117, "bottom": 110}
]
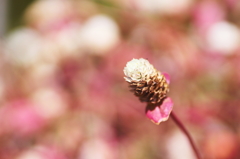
[
  {"left": 145, "top": 97, "right": 173, "bottom": 124},
  {"left": 193, "top": 1, "right": 225, "bottom": 34},
  {"left": 145, "top": 73, "right": 173, "bottom": 124},
  {"left": 123, "top": 58, "right": 173, "bottom": 124},
  {"left": 0, "top": 100, "right": 45, "bottom": 136}
]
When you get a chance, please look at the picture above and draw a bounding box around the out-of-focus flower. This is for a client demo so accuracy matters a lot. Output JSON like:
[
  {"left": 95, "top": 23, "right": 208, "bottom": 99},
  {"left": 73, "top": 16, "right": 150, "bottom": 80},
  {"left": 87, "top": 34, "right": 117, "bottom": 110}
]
[
  {"left": 30, "top": 87, "right": 68, "bottom": 120},
  {"left": 5, "top": 25, "right": 82, "bottom": 67},
  {"left": 124, "top": 58, "right": 173, "bottom": 124},
  {"left": 0, "top": 100, "right": 45, "bottom": 136},
  {"left": 202, "top": 120, "right": 238, "bottom": 159},
  {"left": 16, "top": 145, "right": 67, "bottom": 159},
  {"left": 155, "top": 0, "right": 193, "bottom": 15},
  {"left": 49, "top": 22, "right": 82, "bottom": 56},
  {"left": 126, "top": 0, "right": 193, "bottom": 15},
  {"left": 25, "top": 63, "right": 57, "bottom": 89},
  {"left": 193, "top": 1, "right": 225, "bottom": 33},
  {"left": 5, "top": 28, "right": 43, "bottom": 67},
  {"left": 24, "top": 0, "right": 75, "bottom": 32},
  {"left": 78, "top": 14, "right": 120, "bottom": 55},
  {"left": 17, "top": 150, "right": 44, "bottom": 159},
  {"left": 23, "top": 0, "right": 83, "bottom": 62},
  {"left": 78, "top": 138, "right": 117, "bottom": 159},
  {"left": 206, "top": 21, "right": 240, "bottom": 55},
  {"left": 203, "top": 130, "right": 237, "bottom": 158},
  {"left": 166, "top": 130, "right": 196, "bottom": 159},
  {"left": 77, "top": 115, "right": 117, "bottom": 159}
]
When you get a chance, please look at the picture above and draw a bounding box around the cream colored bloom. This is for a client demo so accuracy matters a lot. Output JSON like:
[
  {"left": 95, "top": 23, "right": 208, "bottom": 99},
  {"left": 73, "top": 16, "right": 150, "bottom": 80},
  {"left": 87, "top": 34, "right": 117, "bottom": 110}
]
[
  {"left": 123, "top": 58, "right": 157, "bottom": 82},
  {"left": 123, "top": 58, "right": 172, "bottom": 124}
]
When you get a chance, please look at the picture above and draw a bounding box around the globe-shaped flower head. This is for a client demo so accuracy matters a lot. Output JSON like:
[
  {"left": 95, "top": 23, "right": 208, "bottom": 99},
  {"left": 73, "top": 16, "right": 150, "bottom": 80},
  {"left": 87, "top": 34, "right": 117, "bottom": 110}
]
[{"left": 124, "top": 58, "right": 169, "bottom": 105}]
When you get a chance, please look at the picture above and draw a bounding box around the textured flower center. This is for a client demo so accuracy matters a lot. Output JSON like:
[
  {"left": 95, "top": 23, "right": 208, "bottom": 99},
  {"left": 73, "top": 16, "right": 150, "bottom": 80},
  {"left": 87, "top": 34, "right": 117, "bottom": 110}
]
[
  {"left": 123, "top": 58, "right": 156, "bottom": 82},
  {"left": 123, "top": 58, "right": 169, "bottom": 105}
]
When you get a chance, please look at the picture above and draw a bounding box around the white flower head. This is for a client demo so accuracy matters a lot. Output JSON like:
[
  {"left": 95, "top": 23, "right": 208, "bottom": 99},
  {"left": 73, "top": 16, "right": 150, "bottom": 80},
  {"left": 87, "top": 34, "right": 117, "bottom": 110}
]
[
  {"left": 123, "top": 58, "right": 157, "bottom": 82},
  {"left": 206, "top": 21, "right": 240, "bottom": 55}
]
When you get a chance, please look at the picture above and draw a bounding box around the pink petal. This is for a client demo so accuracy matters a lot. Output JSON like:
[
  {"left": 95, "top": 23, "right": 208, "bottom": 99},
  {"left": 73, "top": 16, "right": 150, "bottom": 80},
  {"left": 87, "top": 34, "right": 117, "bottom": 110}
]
[
  {"left": 145, "top": 97, "right": 173, "bottom": 124},
  {"left": 162, "top": 73, "right": 170, "bottom": 84}
]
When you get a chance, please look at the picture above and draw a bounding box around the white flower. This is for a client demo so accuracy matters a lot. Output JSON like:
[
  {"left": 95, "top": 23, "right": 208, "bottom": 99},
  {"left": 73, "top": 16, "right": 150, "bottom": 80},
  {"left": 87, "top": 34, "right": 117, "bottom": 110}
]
[
  {"left": 123, "top": 58, "right": 156, "bottom": 82},
  {"left": 166, "top": 130, "right": 195, "bottom": 159},
  {"left": 78, "top": 14, "right": 120, "bottom": 55},
  {"left": 127, "top": 0, "right": 193, "bottom": 15},
  {"left": 206, "top": 21, "right": 240, "bottom": 55},
  {"left": 5, "top": 27, "right": 43, "bottom": 67}
]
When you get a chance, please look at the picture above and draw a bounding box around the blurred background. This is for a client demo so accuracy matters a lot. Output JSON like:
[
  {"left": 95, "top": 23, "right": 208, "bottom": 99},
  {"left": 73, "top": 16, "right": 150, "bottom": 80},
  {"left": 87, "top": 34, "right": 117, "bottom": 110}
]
[{"left": 0, "top": 0, "right": 240, "bottom": 158}]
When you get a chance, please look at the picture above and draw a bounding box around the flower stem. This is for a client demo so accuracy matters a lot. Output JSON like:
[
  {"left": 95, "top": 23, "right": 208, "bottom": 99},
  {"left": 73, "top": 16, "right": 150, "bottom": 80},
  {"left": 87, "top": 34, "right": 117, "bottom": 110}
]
[{"left": 170, "top": 111, "right": 201, "bottom": 159}]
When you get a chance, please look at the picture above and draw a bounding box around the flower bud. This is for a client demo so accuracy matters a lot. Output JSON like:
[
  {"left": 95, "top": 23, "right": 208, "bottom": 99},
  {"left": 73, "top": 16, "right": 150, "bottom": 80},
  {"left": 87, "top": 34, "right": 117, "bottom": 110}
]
[{"left": 124, "top": 58, "right": 169, "bottom": 105}]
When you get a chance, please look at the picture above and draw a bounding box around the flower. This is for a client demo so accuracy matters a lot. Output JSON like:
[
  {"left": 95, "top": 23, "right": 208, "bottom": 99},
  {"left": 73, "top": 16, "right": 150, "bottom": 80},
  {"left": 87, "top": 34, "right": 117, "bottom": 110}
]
[
  {"left": 206, "top": 21, "right": 240, "bottom": 55},
  {"left": 79, "top": 14, "right": 120, "bottom": 55},
  {"left": 123, "top": 58, "right": 156, "bottom": 82},
  {"left": 123, "top": 58, "right": 173, "bottom": 124},
  {"left": 124, "top": 58, "right": 169, "bottom": 105}
]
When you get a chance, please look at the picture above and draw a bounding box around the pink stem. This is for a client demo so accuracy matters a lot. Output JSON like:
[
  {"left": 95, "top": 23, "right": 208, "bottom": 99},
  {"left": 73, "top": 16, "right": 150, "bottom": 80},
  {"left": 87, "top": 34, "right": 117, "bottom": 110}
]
[{"left": 170, "top": 111, "right": 201, "bottom": 159}]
